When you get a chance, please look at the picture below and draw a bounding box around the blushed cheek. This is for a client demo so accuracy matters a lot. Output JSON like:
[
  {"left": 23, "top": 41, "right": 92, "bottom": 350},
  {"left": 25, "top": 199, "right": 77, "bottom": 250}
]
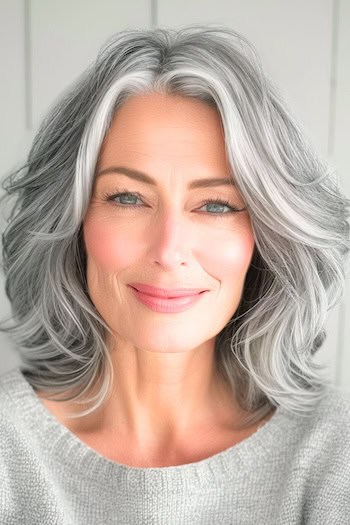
[
  {"left": 202, "top": 231, "right": 255, "bottom": 285},
  {"left": 83, "top": 220, "right": 139, "bottom": 273}
]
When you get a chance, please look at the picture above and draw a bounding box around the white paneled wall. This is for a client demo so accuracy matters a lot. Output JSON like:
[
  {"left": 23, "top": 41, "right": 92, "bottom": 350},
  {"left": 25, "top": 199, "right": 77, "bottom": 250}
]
[
  {"left": 30, "top": 0, "right": 150, "bottom": 129},
  {"left": 1, "top": 1, "right": 349, "bottom": 391}
]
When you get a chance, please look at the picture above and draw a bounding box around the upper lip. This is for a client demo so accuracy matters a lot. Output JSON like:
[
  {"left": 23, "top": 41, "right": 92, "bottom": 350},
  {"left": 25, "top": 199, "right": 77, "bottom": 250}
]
[{"left": 129, "top": 283, "right": 208, "bottom": 298}]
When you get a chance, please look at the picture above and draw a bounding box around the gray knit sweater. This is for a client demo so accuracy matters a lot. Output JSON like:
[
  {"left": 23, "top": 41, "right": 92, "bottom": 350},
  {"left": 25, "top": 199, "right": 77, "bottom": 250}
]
[{"left": 0, "top": 366, "right": 349, "bottom": 525}]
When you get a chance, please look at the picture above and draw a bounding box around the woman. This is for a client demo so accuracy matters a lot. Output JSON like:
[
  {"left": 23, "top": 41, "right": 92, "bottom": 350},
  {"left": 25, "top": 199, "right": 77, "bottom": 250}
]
[{"left": 0, "top": 24, "right": 349, "bottom": 524}]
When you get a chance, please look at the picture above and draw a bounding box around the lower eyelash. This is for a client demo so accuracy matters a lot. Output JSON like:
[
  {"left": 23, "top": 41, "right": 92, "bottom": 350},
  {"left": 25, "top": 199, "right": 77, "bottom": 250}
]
[{"left": 102, "top": 189, "right": 243, "bottom": 217}]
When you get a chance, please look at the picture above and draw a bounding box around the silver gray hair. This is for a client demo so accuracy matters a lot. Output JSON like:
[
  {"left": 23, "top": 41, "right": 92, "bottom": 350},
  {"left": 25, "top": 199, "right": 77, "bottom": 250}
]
[{"left": 1, "top": 24, "right": 349, "bottom": 428}]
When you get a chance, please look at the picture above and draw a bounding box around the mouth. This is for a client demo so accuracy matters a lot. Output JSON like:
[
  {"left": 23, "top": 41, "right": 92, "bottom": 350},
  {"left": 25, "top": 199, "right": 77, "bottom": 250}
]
[
  {"left": 128, "top": 283, "right": 208, "bottom": 299},
  {"left": 129, "top": 286, "right": 208, "bottom": 313}
]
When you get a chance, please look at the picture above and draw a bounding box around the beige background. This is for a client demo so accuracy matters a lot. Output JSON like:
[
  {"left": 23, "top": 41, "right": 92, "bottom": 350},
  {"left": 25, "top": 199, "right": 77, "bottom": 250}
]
[{"left": 0, "top": 0, "right": 349, "bottom": 391}]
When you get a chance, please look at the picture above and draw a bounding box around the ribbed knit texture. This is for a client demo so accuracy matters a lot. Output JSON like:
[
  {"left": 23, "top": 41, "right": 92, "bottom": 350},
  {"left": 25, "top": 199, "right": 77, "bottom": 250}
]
[{"left": 0, "top": 365, "right": 349, "bottom": 524}]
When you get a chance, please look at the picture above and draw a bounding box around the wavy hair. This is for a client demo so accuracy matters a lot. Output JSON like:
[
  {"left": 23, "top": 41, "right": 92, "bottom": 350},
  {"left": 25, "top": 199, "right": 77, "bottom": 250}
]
[{"left": 1, "top": 24, "right": 349, "bottom": 429}]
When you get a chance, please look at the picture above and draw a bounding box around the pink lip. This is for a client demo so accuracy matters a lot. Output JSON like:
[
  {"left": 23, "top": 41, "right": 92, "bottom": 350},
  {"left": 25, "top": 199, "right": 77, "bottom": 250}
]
[
  {"left": 128, "top": 283, "right": 207, "bottom": 298},
  {"left": 129, "top": 286, "right": 207, "bottom": 313}
]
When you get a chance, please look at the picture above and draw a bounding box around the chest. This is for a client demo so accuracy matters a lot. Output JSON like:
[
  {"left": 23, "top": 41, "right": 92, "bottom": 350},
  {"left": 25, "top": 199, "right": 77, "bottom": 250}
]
[{"left": 75, "top": 424, "right": 260, "bottom": 467}]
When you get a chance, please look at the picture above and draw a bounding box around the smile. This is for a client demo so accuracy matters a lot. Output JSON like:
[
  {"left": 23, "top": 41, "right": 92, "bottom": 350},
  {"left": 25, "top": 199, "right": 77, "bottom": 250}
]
[{"left": 129, "top": 286, "right": 207, "bottom": 313}]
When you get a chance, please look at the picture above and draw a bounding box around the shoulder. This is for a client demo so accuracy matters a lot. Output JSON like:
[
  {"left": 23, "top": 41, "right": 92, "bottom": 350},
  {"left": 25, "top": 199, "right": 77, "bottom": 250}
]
[
  {"left": 0, "top": 367, "right": 19, "bottom": 421},
  {"left": 294, "top": 385, "right": 350, "bottom": 521},
  {"left": 0, "top": 367, "right": 29, "bottom": 519},
  {"left": 275, "top": 384, "right": 350, "bottom": 445},
  {"left": 0, "top": 367, "right": 66, "bottom": 523},
  {"left": 310, "top": 384, "right": 350, "bottom": 425},
  {"left": 292, "top": 385, "right": 350, "bottom": 460},
  {"left": 0, "top": 366, "right": 39, "bottom": 463},
  {"left": 0, "top": 367, "right": 29, "bottom": 454},
  {"left": 0, "top": 366, "right": 22, "bottom": 417},
  {"left": 308, "top": 385, "right": 350, "bottom": 444}
]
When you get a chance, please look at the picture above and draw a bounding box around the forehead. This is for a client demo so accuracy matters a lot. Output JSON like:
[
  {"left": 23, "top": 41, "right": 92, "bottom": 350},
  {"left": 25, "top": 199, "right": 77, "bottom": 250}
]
[{"left": 98, "top": 93, "right": 227, "bottom": 157}]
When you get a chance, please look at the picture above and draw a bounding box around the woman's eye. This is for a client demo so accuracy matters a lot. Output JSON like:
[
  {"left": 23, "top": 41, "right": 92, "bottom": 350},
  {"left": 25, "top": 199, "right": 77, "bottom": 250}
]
[
  {"left": 199, "top": 199, "right": 240, "bottom": 215},
  {"left": 112, "top": 192, "right": 141, "bottom": 205}
]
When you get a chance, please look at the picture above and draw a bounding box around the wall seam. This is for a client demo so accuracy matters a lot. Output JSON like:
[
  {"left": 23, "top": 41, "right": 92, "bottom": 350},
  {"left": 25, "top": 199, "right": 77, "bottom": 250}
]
[
  {"left": 24, "top": 0, "right": 32, "bottom": 130},
  {"left": 328, "top": 0, "right": 339, "bottom": 158}
]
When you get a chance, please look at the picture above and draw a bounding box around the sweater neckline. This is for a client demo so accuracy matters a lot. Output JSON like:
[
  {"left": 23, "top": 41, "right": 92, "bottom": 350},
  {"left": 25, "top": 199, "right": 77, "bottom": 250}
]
[{"left": 5, "top": 366, "right": 293, "bottom": 492}]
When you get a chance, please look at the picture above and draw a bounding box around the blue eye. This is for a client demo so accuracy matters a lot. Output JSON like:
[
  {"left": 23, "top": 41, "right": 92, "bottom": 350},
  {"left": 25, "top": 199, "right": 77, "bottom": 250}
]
[
  {"left": 103, "top": 189, "right": 244, "bottom": 218},
  {"left": 112, "top": 192, "right": 141, "bottom": 205},
  {"left": 200, "top": 197, "right": 241, "bottom": 215}
]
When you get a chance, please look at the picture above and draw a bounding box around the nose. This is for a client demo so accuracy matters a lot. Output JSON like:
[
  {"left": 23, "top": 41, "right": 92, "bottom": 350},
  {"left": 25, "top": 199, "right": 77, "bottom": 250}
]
[{"left": 147, "top": 210, "right": 194, "bottom": 270}]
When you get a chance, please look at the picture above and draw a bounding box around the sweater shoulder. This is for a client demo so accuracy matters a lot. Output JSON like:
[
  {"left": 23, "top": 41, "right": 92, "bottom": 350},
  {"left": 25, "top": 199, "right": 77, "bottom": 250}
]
[
  {"left": 290, "top": 385, "right": 350, "bottom": 452},
  {"left": 0, "top": 367, "right": 30, "bottom": 449},
  {"left": 0, "top": 366, "right": 37, "bottom": 449},
  {"left": 297, "top": 387, "right": 350, "bottom": 521},
  {"left": 310, "top": 385, "right": 350, "bottom": 433}
]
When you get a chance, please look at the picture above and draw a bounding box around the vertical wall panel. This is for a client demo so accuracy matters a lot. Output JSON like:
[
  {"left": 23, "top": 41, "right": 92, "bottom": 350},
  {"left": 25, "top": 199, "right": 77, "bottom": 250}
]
[
  {"left": 0, "top": 1, "right": 27, "bottom": 171},
  {"left": 30, "top": 0, "right": 150, "bottom": 129},
  {"left": 333, "top": 0, "right": 350, "bottom": 391}
]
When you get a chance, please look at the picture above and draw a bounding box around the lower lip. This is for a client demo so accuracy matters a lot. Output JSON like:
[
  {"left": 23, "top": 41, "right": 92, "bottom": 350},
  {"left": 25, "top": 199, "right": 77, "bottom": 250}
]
[{"left": 129, "top": 287, "right": 207, "bottom": 313}]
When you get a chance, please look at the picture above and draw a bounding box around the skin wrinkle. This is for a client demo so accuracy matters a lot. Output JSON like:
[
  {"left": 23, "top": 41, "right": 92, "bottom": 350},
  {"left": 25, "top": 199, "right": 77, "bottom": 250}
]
[{"left": 40, "top": 93, "right": 264, "bottom": 467}]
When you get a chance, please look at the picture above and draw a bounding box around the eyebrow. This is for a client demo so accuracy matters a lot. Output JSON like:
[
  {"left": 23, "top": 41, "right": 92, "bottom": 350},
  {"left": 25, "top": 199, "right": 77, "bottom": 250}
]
[{"left": 96, "top": 166, "right": 236, "bottom": 189}]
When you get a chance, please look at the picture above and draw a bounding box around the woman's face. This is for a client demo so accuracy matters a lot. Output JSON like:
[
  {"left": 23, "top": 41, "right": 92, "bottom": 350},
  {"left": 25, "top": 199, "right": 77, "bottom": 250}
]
[{"left": 83, "top": 93, "right": 255, "bottom": 354}]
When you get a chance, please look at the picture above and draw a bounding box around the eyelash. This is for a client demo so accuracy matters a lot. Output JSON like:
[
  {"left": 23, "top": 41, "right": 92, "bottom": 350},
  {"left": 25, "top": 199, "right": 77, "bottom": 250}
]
[{"left": 102, "top": 187, "right": 243, "bottom": 218}]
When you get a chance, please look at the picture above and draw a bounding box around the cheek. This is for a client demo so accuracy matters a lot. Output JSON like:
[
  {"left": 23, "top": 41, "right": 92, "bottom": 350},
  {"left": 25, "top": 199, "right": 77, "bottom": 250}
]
[
  {"left": 83, "top": 219, "right": 139, "bottom": 272},
  {"left": 201, "top": 228, "right": 255, "bottom": 283}
]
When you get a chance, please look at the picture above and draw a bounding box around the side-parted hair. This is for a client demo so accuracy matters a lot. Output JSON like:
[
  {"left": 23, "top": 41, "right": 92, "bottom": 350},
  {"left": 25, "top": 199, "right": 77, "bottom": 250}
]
[{"left": 1, "top": 24, "right": 349, "bottom": 428}]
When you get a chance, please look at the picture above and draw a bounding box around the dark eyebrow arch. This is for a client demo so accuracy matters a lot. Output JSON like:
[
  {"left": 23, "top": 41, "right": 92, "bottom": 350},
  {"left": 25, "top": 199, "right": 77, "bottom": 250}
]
[{"left": 96, "top": 166, "right": 236, "bottom": 189}]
